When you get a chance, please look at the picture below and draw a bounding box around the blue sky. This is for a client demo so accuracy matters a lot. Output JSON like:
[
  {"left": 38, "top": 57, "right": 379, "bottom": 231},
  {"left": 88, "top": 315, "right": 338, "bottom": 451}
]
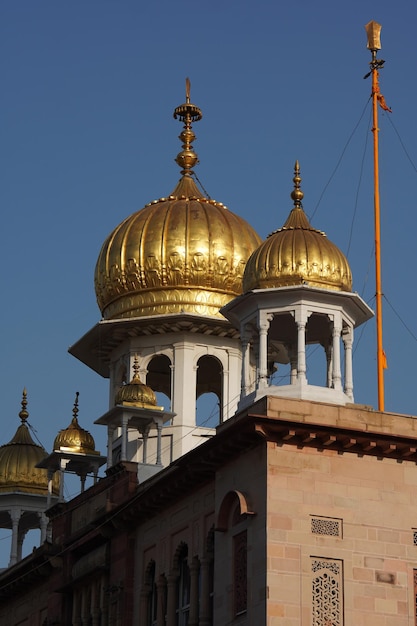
[{"left": 1, "top": 0, "right": 417, "bottom": 559}]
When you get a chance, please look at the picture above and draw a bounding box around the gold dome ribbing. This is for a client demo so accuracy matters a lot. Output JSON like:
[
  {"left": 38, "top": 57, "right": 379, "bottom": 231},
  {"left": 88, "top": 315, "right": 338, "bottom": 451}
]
[
  {"left": 243, "top": 162, "right": 352, "bottom": 292},
  {"left": 0, "top": 389, "right": 58, "bottom": 495},
  {"left": 53, "top": 393, "right": 99, "bottom": 455},
  {"left": 95, "top": 79, "right": 262, "bottom": 320},
  {"left": 115, "top": 355, "right": 161, "bottom": 409}
]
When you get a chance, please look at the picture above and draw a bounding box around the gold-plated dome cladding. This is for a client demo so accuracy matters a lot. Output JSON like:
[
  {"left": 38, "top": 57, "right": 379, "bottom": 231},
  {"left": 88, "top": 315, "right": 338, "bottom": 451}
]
[
  {"left": 53, "top": 392, "right": 99, "bottom": 455},
  {"left": 0, "top": 389, "right": 59, "bottom": 495},
  {"left": 95, "top": 80, "right": 262, "bottom": 319},
  {"left": 242, "top": 162, "right": 352, "bottom": 293},
  {"left": 114, "top": 355, "right": 159, "bottom": 408},
  {"left": 95, "top": 197, "right": 261, "bottom": 319},
  {"left": 173, "top": 78, "right": 202, "bottom": 176}
]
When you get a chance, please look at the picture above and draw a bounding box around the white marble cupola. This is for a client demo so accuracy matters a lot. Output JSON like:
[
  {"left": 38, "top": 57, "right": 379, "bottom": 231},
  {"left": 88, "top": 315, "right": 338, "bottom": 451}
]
[{"left": 221, "top": 162, "right": 374, "bottom": 408}]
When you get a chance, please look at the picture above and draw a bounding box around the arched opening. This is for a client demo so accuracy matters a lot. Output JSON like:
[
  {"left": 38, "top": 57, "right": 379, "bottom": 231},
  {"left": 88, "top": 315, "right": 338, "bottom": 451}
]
[
  {"left": 144, "top": 559, "right": 157, "bottom": 626},
  {"left": 267, "top": 312, "right": 297, "bottom": 386},
  {"left": 174, "top": 543, "right": 190, "bottom": 626},
  {"left": 196, "top": 355, "right": 223, "bottom": 427},
  {"left": 305, "top": 313, "right": 333, "bottom": 387},
  {"left": 147, "top": 355, "right": 172, "bottom": 410}
]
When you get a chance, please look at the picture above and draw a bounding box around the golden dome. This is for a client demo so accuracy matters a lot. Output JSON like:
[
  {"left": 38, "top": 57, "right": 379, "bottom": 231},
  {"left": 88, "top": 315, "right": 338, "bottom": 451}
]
[
  {"left": 0, "top": 390, "right": 58, "bottom": 495},
  {"left": 243, "top": 162, "right": 352, "bottom": 293},
  {"left": 95, "top": 80, "right": 261, "bottom": 320},
  {"left": 115, "top": 355, "right": 161, "bottom": 409},
  {"left": 54, "top": 393, "right": 99, "bottom": 455}
]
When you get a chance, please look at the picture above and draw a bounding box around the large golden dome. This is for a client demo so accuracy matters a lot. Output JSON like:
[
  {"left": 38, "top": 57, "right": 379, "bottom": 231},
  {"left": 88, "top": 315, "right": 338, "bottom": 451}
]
[
  {"left": 54, "top": 393, "right": 99, "bottom": 455},
  {"left": 0, "top": 390, "right": 58, "bottom": 495},
  {"left": 243, "top": 162, "right": 352, "bottom": 293},
  {"left": 95, "top": 81, "right": 261, "bottom": 320}
]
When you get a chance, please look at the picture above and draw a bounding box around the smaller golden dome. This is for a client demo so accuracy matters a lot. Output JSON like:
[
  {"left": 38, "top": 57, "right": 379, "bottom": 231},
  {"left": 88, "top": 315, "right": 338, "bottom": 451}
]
[
  {"left": 54, "top": 393, "right": 98, "bottom": 455},
  {"left": 115, "top": 356, "right": 161, "bottom": 409},
  {"left": 243, "top": 162, "right": 352, "bottom": 293},
  {"left": 0, "top": 389, "right": 59, "bottom": 495}
]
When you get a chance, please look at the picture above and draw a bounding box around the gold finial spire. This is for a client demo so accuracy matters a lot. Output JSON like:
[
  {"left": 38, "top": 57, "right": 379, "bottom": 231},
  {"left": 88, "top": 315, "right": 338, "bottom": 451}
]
[
  {"left": 131, "top": 354, "right": 142, "bottom": 382},
  {"left": 290, "top": 160, "right": 304, "bottom": 208},
  {"left": 72, "top": 391, "right": 80, "bottom": 424},
  {"left": 173, "top": 78, "right": 203, "bottom": 177},
  {"left": 19, "top": 388, "right": 29, "bottom": 423}
]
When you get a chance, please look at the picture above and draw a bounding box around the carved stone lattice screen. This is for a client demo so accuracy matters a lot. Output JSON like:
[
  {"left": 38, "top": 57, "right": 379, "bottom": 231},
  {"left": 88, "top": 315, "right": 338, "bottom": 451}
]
[
  {"left": 311, "top": 558, "right": 343, "bottom": 626},
  {"left": 311, "top": 516, "right": 342, "bottom": 538}
]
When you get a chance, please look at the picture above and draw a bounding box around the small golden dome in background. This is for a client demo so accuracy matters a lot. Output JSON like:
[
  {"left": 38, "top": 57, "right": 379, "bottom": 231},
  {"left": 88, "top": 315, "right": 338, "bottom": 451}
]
[
  {"left": 95, "top": 79, "right": 261, "bottom": 320},
  {"left": 0, "top": 390, "right": 59, "bottom": 495},
  {"left": 115, "top": 355, "right": 161, "bottom": 409},
  {"left": 54, "top": 393, "right": 98, "bottom": 455},
  {"left": 243, "top": 162, "right": 352, "bottom": 293}
]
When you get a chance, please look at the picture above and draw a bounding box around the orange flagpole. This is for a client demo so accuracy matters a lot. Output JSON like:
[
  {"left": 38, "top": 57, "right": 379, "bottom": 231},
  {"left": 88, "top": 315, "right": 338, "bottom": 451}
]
[{"left": 365, "top": 21, "right": 385, "bottom": 411}]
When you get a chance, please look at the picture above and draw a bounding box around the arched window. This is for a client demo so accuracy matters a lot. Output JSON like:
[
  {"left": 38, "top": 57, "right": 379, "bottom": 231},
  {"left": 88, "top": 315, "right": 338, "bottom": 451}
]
[
  {"left": 175, "top": 543, "right": 190, "bottom": 625},
  {"left": 217, "top": 491, "right": 255, "bottom": 621},
  {"left": 145, "top": 560, "right": 157, "bottom": 626},
  {"left": 196, "top": 355, "right": 223, "bottom": 427},
  {"left": 147, "top": 355, "right": 172, "bottom": 410}
]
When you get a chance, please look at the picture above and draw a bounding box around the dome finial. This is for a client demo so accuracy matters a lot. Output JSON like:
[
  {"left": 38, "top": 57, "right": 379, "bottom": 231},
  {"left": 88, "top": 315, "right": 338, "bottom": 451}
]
[
  {"left": 72, "top": 391, "right": 80, "bottom": 424},
  {"left": 132, "top": 354, "right": 142, "bottom": 382},
  {"left": 290, "top": 160, "right": 304, "bottom": 208},
  {"left": 19, "top": 388, "right": 29, "bottom": 423},
  {"left": 173, "top": 78, "right": 203, "bottom": 177}
]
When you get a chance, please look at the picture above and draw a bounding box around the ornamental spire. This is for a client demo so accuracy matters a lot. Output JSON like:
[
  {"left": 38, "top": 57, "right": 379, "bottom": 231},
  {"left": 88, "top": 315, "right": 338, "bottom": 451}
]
[
  {"left": 19, "top": 388, "right": 29, "bottom": 423},
  {"left": 72, "top": 391, "right": 80, "bottom": 425},
  {"left": 131, "top": 354, "right": 142, "bottom": 383},
  {"left": 173, "top": 78, "right": 203, "bottom": 177},
  {"left": 290, "top": 160, "right": 304, "bottom": 208}
]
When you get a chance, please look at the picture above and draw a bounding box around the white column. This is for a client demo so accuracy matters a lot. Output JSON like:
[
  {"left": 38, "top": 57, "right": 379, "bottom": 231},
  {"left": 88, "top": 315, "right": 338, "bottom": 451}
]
[
  {"left": 226, "top": 344, "right": 243, "bottom": 417},
  {"left": 288, "top": 345, "right": 297, "bottom": 384},
  {"left": 221, "top": 366, "right": 229, "bottom": 423},
  {"left": 172, "top": 342, "right": 197, "bottom": 427},
  {"left": 47, "top": 468, "right": 54, "bottom": 508},
  {"left": 121, "top": 415, "right": 128, "bottom": 461},
  {"left": 107, "top": 426, "right": 115, "bottom": 466},
  {"left": 325, "top": 342, "right": 333, "bottom": 388},
  {"left": 258, "top": 313, "right": 272, "bottom": 389},
  {"left": 296, "top": 318, "right": 307, "bottom": 383},
  {"left": 141, "top": 425, "right": 150, "bottom": 463},
  {"left": 17, "top": 530, "right": 25, "bottom": 561},
  {"left": 240, "top": 328, "right": 251, "bottom": 399},
  {"left": 155, "top": 420, "right": 163, "bottom": 465},
  {"left": 40, "top": 512, "right": 48, "bottom": 543},
  {"left": 9, "top": 508, "right": 21, "bottom": 566},
  {"left": 59, "top": 457, "right": 70, "bottom": 502},
  {"left": 332, "top": 315, "right": 343, "bottom": 391},
  {"left": 343, "top": 326, "right": 354, "bottom": 400}
]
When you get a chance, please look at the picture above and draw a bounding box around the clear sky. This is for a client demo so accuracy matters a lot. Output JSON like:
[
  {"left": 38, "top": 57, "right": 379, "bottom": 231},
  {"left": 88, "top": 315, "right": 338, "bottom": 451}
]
[{"left": 1, "top": 0, "right": 417, "bottom": 560}]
